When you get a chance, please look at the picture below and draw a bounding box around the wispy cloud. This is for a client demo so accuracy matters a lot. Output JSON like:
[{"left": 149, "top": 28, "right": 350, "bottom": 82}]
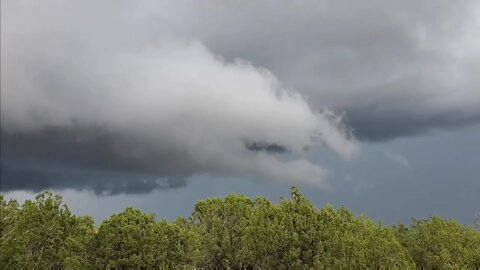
[{"left": 385, "top": 151, "right": 410, "bottom": 168}]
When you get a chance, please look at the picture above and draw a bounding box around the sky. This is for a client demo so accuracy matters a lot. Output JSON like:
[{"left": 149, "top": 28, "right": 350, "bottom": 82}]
[{"left": 1, "top": 0, "right": 479, "bottom": 224}]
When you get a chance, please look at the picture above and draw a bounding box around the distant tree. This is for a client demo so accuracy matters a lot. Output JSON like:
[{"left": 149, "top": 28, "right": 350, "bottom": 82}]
[
  {"left": 0, "top": 195, "right": 21, "bottom": 268},
  {"left": 0, "top": 192, "right": 95, "bottom": 269},
  {"left": 142, "top": 218, "right": 200, "bottom": 268},
  {"left": 63, "top": 215, "right": 96, "bottom": 269},
  {"left": 244, "top": 196, "right": 303, "bottom": 269},
  {"left": 475, "top": 212, "right": 480, "bottom": 230},
  {"left": 314, "top": 205, "right": 414, "bottom": 269},
  {"left": 280, "top": 187, "right": 320, "bottom": 267},
  {"left": 95, "top": 207, "right": 154, "bottom": 269},
  {"left": 255, "top": 187, "right": 322, "bottom": 268},
  {"left": 1, "top": 189, "right": 479, "bottom": 269},
  {"left": 0, "top": 195, "right": 20, "bottom": 239},
  {"left": 191, "top": 194, "right": 254, "bottom": 269},
  {"left": 394, "top": 216, "right": 480, "bottom": 269}
]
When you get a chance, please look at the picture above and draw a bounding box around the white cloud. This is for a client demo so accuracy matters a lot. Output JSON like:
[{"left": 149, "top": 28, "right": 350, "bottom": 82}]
[{"left": 0, "top": 0, "right": 357, "bottom": 188}]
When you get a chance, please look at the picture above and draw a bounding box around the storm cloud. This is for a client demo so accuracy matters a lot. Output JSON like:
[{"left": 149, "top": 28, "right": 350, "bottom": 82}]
[
  {"left": 146, "top": 0, "right": 480, "bottom": 140},
  {"left": 1, "top": 0, "right": 356, "bottom": 193},
  {"left": 2, "top": 0, "right": 479, "bottom": 194}
]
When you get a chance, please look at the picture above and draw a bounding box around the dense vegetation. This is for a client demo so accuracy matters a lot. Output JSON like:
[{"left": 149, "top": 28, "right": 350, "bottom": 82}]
[{"left": 1, "top": 188, "right": 479, "bottom": 269}]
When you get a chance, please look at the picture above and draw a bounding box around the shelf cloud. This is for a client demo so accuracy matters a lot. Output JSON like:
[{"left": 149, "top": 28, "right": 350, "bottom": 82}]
[
  {"left": 3, "top": 0, "right": 479, "bottom": 194},
  {"left": 1, "top": 0, "right": 356, "bottom": 193}
]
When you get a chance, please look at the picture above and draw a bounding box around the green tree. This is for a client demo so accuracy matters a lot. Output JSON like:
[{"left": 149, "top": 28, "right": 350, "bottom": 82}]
[
  {"left": 191, "top": 194, "right": 254, "bottom": 269},
  {"left": 394, "top": 216, "right": 480, "bottom": 269},
  {"left": 314, "top": 205, "right": 414, "bottom": 269},
  {"left": 63, "top": 215, "right": 97, "bottom": 269},
  {"left": 243, "top": 196, "right": 299, "bottom": 269},
  {"left": 1, "top": 189, "right": 479, "bottom": 269},
  {"left": 280, "top": 187, "right": 323, "bottom": 268},
  {"left": 0, "top": 192, "right": 95, "bottom": 269},
  {"left": 243, "top": 187, "right": 323, "bottom": 269},
  {"left": 142, "top": 218, "right": 199, "bottom": 268},
  {"left": 95, "top": 207, "right": 154, "bottom": 269},
  {"left": 0, "top": 195, "right": 20, "bottom": 239},
  {"left": 475, "top": 212, "right": 480, "bottom": 230}
]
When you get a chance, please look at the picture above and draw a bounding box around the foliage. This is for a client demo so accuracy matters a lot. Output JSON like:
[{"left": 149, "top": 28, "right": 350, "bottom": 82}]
[
  {"left": 0, "top": 192, "right": 95, "bottom": 269},
  {"left": 1, "top": 189, "right": 479, "bottom": 269},
  {"left": 95, "top": 207, "right": 155, "bottom": 269},
  {"left": 191, "top": 194, "right": 254, "bottom": 269},
  {"left": 314, "top": 206, "right": 414, "bottom": 269},
  {"left": 394, "top": 216, "right": 480, "bottom": 269},
  {"left": 475, "top": 212, "right": 480, "bottom": 230}
]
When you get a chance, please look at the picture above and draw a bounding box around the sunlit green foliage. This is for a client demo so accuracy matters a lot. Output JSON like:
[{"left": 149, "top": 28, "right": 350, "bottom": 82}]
[
  {"left": 1, "top": 189, "right": 479, "bottom": 269},
  {"left": 394, "top": 216, "right": 480, "bottom": 269},
  {"left": 95, "top": 207, "right": 154, "bottom": 269},
  {"left": 192, "top": 194, "right": 254, "bottom": 268},
  {"left": 0, "top": 192, "right": 95, "bottom": 269}
]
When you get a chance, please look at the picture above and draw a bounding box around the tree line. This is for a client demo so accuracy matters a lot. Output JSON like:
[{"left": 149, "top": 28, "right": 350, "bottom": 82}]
[{"left": 1, "top": 188, "right": 479, "bottom": 269}]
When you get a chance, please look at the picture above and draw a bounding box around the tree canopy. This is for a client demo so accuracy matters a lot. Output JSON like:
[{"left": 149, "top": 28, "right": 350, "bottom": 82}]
[{"left": 1, "top": 189, "right": 479, "bottom": 269}]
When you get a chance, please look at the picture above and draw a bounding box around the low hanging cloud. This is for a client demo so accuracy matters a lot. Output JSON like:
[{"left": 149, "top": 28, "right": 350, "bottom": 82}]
[
  {"left": 0, "top": 0, "right": 357, "bottom": 193},
  {"left": 145, "top": 0, "right": 480, "bottom": 140}
]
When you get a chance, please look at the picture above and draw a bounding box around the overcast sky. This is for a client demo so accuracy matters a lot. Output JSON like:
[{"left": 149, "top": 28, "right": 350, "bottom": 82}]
[{"left": 1, "top": 0, "right": 479, "bottom": 224}]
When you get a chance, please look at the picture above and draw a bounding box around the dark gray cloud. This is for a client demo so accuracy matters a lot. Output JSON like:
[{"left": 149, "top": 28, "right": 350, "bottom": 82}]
[
  {"left": 0, "top": 161, "right": 181, "bottom": 195},
  {"left": 344, "top": 106, "right": 480, "bottom": 141},
  {"left": 0, "top": 129, "right": 190, "bottom": 194},
  {"left": 244, "top": 142, "right": 287, "bottom": 153},
  {"left": 145, "top": 0, "right": 480, "bottom": 140},
  {"left": 1, "top": 129, "right": 201, "bottom": 175},
  {"left": 0, "top": 127, "right": 289, "bottom": 193}
]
